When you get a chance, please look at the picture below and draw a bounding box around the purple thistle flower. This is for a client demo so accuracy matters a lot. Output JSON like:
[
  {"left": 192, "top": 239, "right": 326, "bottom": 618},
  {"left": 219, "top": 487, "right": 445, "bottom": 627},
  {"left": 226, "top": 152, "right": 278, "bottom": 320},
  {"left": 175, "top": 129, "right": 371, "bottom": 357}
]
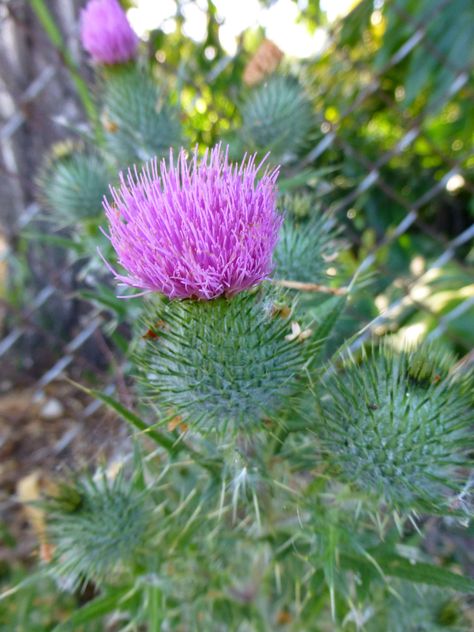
[
  {"left": 103, "top": 145, "right": 282, "bottom": 300},
  {"left": 80, "top": 0, "right": 138, "bottom": 65}
]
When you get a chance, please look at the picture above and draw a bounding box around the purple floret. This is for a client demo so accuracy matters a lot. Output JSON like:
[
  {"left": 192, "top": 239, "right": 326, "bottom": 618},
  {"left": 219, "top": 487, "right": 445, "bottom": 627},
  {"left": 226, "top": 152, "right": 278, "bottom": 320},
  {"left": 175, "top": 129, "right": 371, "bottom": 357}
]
[
  {"left": 80, "top": 0, "right": 138, "bottom": 65},
  {"left": 103, "top": 145, "right": 282, "bottom": 300}
]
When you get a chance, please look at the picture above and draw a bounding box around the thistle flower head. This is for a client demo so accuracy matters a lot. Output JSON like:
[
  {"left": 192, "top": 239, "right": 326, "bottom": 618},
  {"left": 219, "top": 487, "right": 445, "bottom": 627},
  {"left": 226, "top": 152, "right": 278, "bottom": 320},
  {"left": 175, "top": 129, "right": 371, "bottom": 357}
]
[
  {"left": 80, "top": 0, "right": 138, "bottom": 65},
  {"left": 103, "top": 145, "right": 282, "bottom": 300}
]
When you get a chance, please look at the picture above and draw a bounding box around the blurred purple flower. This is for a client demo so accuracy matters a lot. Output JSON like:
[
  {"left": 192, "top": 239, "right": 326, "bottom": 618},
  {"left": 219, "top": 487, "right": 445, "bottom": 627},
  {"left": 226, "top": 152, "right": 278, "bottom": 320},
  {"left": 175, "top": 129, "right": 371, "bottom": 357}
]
[
  {"left": 80, "top": 0, "right": 138, "bottom": 65},
  {"left": 103, "top": 145, "right": 281, "bottom": 300}
]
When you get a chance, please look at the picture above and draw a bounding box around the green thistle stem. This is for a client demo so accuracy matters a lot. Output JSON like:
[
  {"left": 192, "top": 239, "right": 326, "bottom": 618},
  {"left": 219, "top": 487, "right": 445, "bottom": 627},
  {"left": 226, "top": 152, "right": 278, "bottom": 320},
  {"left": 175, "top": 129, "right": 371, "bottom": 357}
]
[{"left": 146, "top": 583, "right": 163, "bottom": 631}]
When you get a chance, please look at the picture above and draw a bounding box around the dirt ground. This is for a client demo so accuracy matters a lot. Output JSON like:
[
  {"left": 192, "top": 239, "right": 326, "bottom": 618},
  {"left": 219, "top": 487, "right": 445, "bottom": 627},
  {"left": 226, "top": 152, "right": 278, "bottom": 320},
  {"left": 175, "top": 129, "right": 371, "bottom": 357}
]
[{"left": 0, "top": 380, "right": 127, "bottom": 565}]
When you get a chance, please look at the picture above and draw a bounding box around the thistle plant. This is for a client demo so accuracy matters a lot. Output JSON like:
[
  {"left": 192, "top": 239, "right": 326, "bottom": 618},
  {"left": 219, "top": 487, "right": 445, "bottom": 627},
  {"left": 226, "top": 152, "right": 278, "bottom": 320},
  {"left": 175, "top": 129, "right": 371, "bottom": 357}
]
[
  {"left": 36, "top": 135, "right": 473, "bottom": 624},
  {"left": 23, "top": 5, "right": 474, "bottom": 629},
  {"left": 103, "top": 145, "right": 309, "bottom": 433}
]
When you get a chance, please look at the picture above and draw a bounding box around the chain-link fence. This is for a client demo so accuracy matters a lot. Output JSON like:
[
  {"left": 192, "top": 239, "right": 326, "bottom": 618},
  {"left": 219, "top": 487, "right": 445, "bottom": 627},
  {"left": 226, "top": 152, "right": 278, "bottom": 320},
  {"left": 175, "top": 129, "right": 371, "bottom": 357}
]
[
  {"left": 0, "top": 0, "right": 103, "bottom": 384},
  {"left": 0, "top": 1, "right": 119, "bottom": 558},
  {"left": 307, "top": 0, "right": 474, "bottom": 354}
]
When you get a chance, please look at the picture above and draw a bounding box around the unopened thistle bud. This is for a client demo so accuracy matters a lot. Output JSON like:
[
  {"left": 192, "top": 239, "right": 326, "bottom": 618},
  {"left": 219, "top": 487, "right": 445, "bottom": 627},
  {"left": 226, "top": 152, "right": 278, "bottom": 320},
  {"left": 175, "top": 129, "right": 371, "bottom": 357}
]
[
  {"left": 38, "top": 148, "right": 111, "bottom": 222},
  {"left": 274, "top": 195, "right": 340, "bottom": 284},
  {"left": 317, "top": 345, "right": 473, "bottom": 511},
  {"left": 241, "top": 75, "right": 313, "bottom": 158},
  {"left": 80, "top": 0, "right": 138, "bottom": 65},
  {"left": 101, "top": 69, "right": 182, "bottom": 165},
  {"left": 46, "top": 472, "right": 150, "bottom": 589}
]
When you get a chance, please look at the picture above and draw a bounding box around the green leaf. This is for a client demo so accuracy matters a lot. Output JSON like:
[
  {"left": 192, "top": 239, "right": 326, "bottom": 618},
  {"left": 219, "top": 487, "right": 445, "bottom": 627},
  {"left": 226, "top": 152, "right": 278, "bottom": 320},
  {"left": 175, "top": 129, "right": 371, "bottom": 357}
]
[
  {"left": 0, "top": 574, "right": 42, "bottom": 603},
  {"left": 69, "top": 381, "right": 221, "bottom": 475},
  {"left": 78, "top": 289, "right": 129, "bottom": 318},
  {"left": 146, "top": 583, "right": 163, "bottom": 631},
  {"left": 82, "top": 386, "right": 176, "bottom": 452},
  {"left": 374, "top": 553, "right": 474, "bottom": 593},
  {"left": 341, "top": 551, "right": 474, "bottom": 593},
  {"left": 22, "top": 232, "right": 84, "bottom": 253},
  {"left": 52, "top": 586, "right": 135, "bottom": 630}
]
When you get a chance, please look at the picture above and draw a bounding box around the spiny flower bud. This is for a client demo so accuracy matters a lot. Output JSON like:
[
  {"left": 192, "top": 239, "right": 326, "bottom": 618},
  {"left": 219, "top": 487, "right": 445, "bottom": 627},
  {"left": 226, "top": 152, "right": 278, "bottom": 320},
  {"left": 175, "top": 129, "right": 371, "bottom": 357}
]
[
  {"left": 46, "top": 472, "right": 150, "bottom": 589},
  {"left": 241, "top": 75, "right": 313, "bottom": 158},
  {"left": 38, "top": 148, "right": 111, "bottom": 222},
  {"left": 80, "top": 0, "right": 138, "bottom": 65},
  {"left": 274, "top": 195, "right": 340, "bottom": 284},
  {"left": 103, "top": 145, "right": 282, "bottom": 300},
  {"left": 136, "top": 292, "right": 304, "bottom": 432},
  {"left": 317, "top": 345, "right": 473, "bottom": 511},
  {"left": 101, "top": 69, "right": 182, "bottom": 166}
]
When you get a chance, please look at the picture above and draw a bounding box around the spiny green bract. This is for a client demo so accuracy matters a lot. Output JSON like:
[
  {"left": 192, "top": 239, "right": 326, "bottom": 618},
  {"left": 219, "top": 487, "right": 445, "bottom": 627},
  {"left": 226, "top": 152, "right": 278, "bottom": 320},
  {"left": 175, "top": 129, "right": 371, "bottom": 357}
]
[
  {"left": 38, "top": 149, "right": 111, "bottom": 221},
  {"left": 241, "top": 75, "right": 313, "bottom": 158},
  {"left": 316, "top": 344, "right": 473, "bottom": 511},
  {"left": 46, "top": 472, "right": 150, "bottom": 589},
  {"left": 136, "top": 292, "right": 305, "bottom": 432},
  {"left": 274, "top": 195, "right": 340, "bottom": 283},
  {"left": 101, "top": 68, "right": 182, "bottom": 166}
]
